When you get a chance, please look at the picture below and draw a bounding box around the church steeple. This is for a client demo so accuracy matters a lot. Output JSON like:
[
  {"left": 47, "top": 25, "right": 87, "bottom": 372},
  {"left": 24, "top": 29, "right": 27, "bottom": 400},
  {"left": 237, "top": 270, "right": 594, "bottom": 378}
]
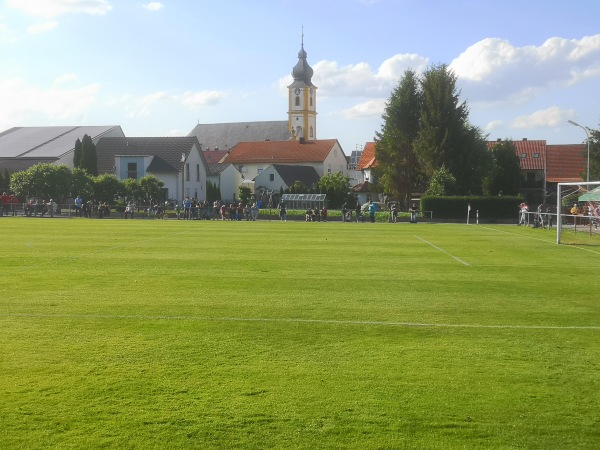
[{"left": 288, "top": 28, "right": 317, "bottom": 142}]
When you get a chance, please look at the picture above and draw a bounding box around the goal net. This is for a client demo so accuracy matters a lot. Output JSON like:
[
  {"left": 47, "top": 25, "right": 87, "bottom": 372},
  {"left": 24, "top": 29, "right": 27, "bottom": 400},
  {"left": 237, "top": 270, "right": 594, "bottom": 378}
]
[{"left": 556, "top": 181, "right": 600, "bottom": 245}]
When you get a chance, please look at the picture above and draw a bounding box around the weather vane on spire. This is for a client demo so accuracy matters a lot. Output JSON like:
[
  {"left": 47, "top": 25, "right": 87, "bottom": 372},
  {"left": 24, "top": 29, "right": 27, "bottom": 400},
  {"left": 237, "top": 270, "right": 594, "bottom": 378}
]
[{"left": 301, "top": 26, "right": 304, "bottom": 46}]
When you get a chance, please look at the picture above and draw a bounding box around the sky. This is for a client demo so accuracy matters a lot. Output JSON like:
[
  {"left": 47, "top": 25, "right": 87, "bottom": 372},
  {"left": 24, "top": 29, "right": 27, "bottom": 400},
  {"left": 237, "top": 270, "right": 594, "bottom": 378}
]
[{"left": 1, "top": 0, "right": 599, "bottom": 154}]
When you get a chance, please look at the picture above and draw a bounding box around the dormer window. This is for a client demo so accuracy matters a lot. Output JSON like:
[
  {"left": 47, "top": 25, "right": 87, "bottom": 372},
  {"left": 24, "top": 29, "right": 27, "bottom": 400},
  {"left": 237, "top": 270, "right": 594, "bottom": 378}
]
[
  {"left": 520, "top": 153, "right": 527, "bottom": 159},
  {"left": 533, "top": 152, "right": 540, "bottom": 158}
]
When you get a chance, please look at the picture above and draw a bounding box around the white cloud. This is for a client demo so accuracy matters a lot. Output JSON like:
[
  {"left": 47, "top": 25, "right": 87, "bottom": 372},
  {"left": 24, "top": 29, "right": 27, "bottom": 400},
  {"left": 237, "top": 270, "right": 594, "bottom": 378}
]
[
  {"left": 6, "top": 0, "right": 113, "bottom": 19},
  {"left": 511, "top": 106, "right": 575, "bottom": 129},
  {"left": 27, "top": 21, "right": 59, "bottom": 34},
  {"left": 484, "top": 120, "right": 503, "bottom": 132},
  {"left": 179, "top": 91, "right": 228, "bottom": 108},
  {"left": 339, "top": 99, "right": 386, "bottom": 119},
  {"left": 127, "top": 91, "right": 172, "bottom": 117},
  {"left": 53, "top": 73, "right": 79, "bottom": 85},
  {"left": 142, "top": 2, "right": 164, "bottom": 12},
  {"left": 451, "top": 34, "right": 600, "bottom": 104},
  {"left": 0, "top": 77, "right": 100, "bottom": 128}
]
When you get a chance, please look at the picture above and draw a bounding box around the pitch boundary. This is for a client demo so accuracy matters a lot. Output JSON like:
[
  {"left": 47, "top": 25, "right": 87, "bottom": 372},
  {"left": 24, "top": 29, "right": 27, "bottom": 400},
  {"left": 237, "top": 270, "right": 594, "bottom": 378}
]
[{"left": 3, "top": 313, "right": 599, "bottom": 330}]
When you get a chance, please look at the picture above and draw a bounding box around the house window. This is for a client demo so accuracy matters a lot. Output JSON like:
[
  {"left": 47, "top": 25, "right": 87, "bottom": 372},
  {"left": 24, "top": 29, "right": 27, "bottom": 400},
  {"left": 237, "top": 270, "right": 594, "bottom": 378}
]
[
  {"left": 196, "top": 164, "right": 200, "bottom": 181},
  {"left": 185, "top": 163, "right": 190, "bottom": 181},
  {"left": 520, "top": 153, "right": 527, "bottom": 159},
  {"left": 533, "top": 152, "right": 540, "bottom": 158},
  {"left": 127, "top": 162, "right": 137, "bottom": 179},
  {"left": 310, "top": 96, "right": 313, "bottom": 107},
  {"left": 295, "top": 96, "right": 300, "bottom": 106},
  {"left": 258, "top": 166, "right": 263, "bottom": 174},
  {"left": 269, "top": 174, "right": 275, "bottom": 182},
  {"left": 328, "top": 164, "right": 332, "bottom": 174},
  {"left": 310, "top": 126, "right": 314, "bottom": 138}
]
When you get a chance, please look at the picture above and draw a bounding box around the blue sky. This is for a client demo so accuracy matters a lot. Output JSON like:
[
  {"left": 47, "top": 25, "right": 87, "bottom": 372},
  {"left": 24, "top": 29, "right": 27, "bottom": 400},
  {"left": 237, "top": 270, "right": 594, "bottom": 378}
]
[{"left": 1, "top": 0, "right": 599, "bottom": 154}]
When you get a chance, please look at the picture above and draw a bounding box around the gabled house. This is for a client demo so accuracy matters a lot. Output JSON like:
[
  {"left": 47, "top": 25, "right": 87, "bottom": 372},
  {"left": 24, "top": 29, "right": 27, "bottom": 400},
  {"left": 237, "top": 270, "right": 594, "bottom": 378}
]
[
  {"left": 223, "top": 139, "right": 347, "bottom": 191},
  {"left": 254, "top": 164, "right": 320, "bottom": 193},
  {"left": 95, "top": 136, "right": 209, "bottom": 202},
  {"left": 0, "top": 125, "right": 124, "bottom": 173},
  {"left": 487, "top": 139, "right": 547, "bottom": 203},
  {"left": 356, "top": 142, "right": 376, "bottom": 184}
]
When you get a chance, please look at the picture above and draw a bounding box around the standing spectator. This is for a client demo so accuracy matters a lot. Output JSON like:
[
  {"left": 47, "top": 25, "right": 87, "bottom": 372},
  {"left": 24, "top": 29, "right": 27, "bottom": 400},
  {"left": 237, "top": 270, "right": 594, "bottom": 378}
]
[
  {"left": 250, "top": 203, "right": 259, "bottom": 221},
  {"left": 125, "top": 201, "right": 135, "bottom": 219},
  {"left": 9, "top": 193, "right": 18, "bottom": 216},
  {"left": 342, "top": 202, "right": 348, "bottom": 222},
  {"left": 279, "top": 201, "right": 287, "bottom": 222},
  {"left": 183, "top": 197, "right": 191, "bottom": 219},
  {"left": 321, "top": 207, "right": 328, "bottom": 222},
  {"left": 74, "top": 195, "right": 83, "bottom": 217},
  {"left": 390, "top": 203, "right": 398, "bottom": 223},
  {"left": 0, "top": 191, "right": 9, "bottom": 216},
  {"left": 355, "top": 202, "right": 361, "bottom": 223},
  {"left": 48, "top": 199, "right": 55, "bottom": 218},
  {"left": 410, "top": 203, "right": 418, "bottom": 223},
  {"left": 518, "top": 202, "right": 528, "bottom": 226},
  {"left": 368, "top": 201, "right": 378, "bottom": 223}
]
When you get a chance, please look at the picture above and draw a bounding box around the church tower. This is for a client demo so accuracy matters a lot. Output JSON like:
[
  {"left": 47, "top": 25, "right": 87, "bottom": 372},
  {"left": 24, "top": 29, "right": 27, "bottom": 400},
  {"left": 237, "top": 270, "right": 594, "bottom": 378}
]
[{"left": 288, "top": 32, "right": 317, "bottom": 142}]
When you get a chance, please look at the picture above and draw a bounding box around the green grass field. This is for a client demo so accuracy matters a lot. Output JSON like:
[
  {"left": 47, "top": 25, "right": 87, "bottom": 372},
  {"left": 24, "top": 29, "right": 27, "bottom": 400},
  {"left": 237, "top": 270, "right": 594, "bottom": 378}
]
[{"left": 1, "top": 218, "right": 599, "bottom": 449}]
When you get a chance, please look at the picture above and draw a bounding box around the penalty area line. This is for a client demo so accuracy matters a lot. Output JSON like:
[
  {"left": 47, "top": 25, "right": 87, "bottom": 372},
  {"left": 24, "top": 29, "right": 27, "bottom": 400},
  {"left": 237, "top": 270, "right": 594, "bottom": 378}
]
[
  {"left": 414, "top": 235, "right": 470, "bottom": 266},
  {"left": 3, "top": 313, "right": 599, "bottom": 330}
]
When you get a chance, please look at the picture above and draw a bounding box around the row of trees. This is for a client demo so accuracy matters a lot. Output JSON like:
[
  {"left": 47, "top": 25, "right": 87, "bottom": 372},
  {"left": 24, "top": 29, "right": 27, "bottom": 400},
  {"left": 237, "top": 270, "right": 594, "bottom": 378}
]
[
  {"left": 9, "top": 163, "right": 164, "bottom": 205},
  {"left": 374, "top": 64, "right": 522, "bottom": 208}
]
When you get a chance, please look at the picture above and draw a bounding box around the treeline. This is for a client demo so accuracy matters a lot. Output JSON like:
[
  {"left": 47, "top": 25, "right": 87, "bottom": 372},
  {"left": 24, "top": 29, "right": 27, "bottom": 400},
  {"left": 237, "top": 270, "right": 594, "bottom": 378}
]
[{"left": 8, "top": 163, "right": 165, "bottom": 205}]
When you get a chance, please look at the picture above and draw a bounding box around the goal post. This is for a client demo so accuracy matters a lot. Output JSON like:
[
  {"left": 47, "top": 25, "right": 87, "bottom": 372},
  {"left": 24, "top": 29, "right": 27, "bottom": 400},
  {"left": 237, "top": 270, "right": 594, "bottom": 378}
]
[{"left": 556, "top": 181, "right": 600, "bottom": 244}]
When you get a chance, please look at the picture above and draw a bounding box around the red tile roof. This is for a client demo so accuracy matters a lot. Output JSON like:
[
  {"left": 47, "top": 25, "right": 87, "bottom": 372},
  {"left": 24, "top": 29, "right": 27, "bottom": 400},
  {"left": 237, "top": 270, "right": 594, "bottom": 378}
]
[
  {"left": 356, "top": 142, "right": 376, "bottom": 170},
  {"left": 202, "top": 149, "right": 229, "bottom": 164},
  {"left": 487, "top": 139, "right": 546, "bottom": 170},
  {"left": 546, "top": 144, "right": 585, "bottom": 182},
  {"left": 223, "top": 139, "right": 339, "bottom": 164}
]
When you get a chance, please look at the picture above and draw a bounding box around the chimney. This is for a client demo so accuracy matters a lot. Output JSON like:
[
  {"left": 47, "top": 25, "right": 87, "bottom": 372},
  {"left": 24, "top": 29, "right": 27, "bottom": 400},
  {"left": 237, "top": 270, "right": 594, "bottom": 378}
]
[
  {"left": 299, "top": 137, "right": 306, "bottom": 144},
  {"left": 522, "top": 138, "right": 527, "bottom": 141},
  {"left": 497, "top": 138, "right": 501, "bottom": 142}
]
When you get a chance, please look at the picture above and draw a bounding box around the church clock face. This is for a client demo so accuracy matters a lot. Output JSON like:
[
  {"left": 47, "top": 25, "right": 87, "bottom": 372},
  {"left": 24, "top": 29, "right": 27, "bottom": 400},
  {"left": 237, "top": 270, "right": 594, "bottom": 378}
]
[{"left": 294, "top": 88, "right": 301, "bottom": 95}]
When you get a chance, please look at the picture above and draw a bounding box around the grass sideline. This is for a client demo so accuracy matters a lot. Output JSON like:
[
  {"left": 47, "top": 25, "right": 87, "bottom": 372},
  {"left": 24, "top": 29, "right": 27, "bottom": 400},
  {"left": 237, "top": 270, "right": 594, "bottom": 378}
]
[{"left": 1, "top": 219, "right": 599, "bottom": 449}]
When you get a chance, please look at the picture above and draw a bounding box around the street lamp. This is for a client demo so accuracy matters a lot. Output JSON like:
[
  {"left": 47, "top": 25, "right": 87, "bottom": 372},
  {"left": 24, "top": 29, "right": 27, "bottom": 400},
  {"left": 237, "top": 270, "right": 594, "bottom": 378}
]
[{"left": 567, "top": 120, "right": 591, "bottom": 182}]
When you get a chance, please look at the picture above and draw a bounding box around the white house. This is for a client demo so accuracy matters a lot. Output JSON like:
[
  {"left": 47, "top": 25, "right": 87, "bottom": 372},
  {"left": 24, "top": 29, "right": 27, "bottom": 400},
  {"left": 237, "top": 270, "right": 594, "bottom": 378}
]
[
  {"left": 223, "top": 139, "right": 348, "bottom": 192},
  {"left": 95, "top": 136, "right": 209, "bottom": 202}
]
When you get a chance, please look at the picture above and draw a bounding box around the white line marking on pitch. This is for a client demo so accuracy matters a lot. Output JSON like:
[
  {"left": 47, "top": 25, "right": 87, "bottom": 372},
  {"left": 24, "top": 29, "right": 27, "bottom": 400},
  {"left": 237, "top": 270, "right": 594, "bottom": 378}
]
[
  {"left": 4, "top": 313, "right": 598, "bottom": 330},
  {"left": 414, "top": 235, "right": 470, "bottom": 266}
]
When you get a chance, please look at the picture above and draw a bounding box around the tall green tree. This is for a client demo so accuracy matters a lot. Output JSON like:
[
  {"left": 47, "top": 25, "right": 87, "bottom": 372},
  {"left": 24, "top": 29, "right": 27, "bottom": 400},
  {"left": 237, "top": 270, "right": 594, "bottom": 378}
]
[
  {"left": 413, "top": 64, "right": 487, "bottom": 195},
  {"left": 81, "top": 134, "right": 98, "bottom": 176},
  {"left": 122, "top": 178, "right": 143, "bottom": 203},
  {"left": 482, "top": 140, "right": 522, "bottom": 196},
  {"left": 73, "top": 138, "right": 83, "bottom": 168},
  {"left": 373, "top": 69, "right": 422, "bottom": 208}
]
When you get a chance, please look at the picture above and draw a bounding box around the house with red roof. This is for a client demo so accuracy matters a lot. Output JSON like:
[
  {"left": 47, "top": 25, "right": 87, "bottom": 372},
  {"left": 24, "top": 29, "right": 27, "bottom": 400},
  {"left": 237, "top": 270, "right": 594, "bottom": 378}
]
[{"left": 222, "top": 139, "right": 347, "bottom": 194}]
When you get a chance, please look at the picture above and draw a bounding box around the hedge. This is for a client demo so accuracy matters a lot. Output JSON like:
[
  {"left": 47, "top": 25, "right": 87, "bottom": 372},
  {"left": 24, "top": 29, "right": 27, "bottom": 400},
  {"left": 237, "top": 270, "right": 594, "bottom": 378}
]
[{"left": 420, "top": 195, "right": 523, "bottom": 220}]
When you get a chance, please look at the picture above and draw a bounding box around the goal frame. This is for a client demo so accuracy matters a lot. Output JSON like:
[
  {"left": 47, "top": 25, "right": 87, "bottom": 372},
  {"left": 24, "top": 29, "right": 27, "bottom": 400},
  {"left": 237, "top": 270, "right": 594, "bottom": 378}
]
[{"left": 556, "top": 181, "right": 600, "bottom": 244}]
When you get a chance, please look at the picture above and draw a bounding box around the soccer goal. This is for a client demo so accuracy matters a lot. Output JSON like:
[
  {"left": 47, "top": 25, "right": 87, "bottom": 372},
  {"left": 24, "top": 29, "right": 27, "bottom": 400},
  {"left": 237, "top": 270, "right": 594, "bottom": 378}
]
[{"left": 556, "top": 181, "right": 600, "bottom": 244}]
